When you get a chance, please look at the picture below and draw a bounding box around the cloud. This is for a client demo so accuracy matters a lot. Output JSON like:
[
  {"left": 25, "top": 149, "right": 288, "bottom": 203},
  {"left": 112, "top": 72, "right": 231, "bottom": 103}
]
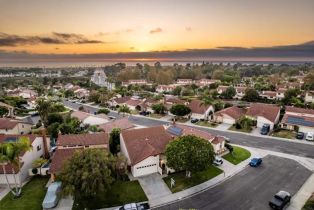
[
  {"left": 0, "top": 32, "right": 104, "bottom": 46},
  {"left": 96, "top": 29, "right": 133, "bottom": 37},
  {"left": 185, "top": 27, "right": 192, "bottom": 32},
  {"left": 150, "top": 27, "right": 162, "bottom": 34},
  {"left": 0, "top": 41, "right": 314, "bottom": 63}
]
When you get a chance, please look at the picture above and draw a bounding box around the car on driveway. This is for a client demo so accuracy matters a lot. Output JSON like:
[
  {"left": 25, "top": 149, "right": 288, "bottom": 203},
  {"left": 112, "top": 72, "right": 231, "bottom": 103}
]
[
  {"left": 260, "top": 124, "right": 270, "bottom": 135},
  {"left": 42, "top": 182, "right": 62, "bottom": 209},
  {"left": 296, "top": 132, "right": 304, "bottom": 140},
  {"left": 269, "top": 191, "right": 291, "bottom": 210},
  {"left": 249, "top": 157, "right": 262, "bottom": 167},
  {"left": 190, "top": 118, "right": 199, "bottom": 123},
  {"left": 306, "top": 132, "right": 314, "bottom": 141},
  {"left": 213, "top": 156, "right": 223, "bottom": 166}
]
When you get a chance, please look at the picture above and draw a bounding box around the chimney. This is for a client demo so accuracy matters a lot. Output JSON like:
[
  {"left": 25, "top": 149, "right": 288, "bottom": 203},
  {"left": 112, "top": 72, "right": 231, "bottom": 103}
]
[{"left": 41, "top": 129, "right": 50, "bottom": 159}]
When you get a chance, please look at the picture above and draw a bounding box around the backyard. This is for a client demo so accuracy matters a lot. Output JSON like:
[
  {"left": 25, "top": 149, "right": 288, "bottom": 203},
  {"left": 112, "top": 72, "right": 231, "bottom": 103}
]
[
  {"left": 163, "top": 166, "right": 223, "bottom": 193},
  {"left": 73, "top": 180, "right": 147, "bottom": 210},
  {"left": 222, "top": 146, "right": 251, "bottom": 165},
  {"left": 0, "top": 177, "right": 49, "bottom": 210}
]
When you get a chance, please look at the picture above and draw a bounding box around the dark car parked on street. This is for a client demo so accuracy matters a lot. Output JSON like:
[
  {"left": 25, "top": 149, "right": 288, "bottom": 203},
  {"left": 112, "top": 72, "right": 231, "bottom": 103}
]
[
  {"left": 296, "top": 132, "right": 305, "bottom": 140},
  {"left": 269, "top": 191, "right": 291, "bottom": 210},
  {"left": 190, "top": 118, "right": 199, "bottom": 123},
  {"left": 249, "top": 157, "right": 262, "bottom": 167}
]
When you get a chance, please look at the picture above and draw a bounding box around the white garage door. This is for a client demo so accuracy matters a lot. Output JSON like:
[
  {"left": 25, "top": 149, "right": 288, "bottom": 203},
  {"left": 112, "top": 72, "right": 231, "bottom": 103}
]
[
  {"left": 299, "top": 126, "right": 314, "bottom": 133},
  {"left": 223, "top": 118, "right": 235, "bottom": 125},
  {"left": 132, "top": 164, "right": 157, "bottom": 177}
]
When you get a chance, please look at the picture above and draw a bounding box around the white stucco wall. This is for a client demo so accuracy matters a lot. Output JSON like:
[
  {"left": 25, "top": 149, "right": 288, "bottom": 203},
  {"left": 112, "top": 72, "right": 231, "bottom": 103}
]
[
  {"left": 0, "top": 123, "right": 32, "bottom": 135},
  {"left": 256, "top": 116, "right": 274, "bottom": 129}
]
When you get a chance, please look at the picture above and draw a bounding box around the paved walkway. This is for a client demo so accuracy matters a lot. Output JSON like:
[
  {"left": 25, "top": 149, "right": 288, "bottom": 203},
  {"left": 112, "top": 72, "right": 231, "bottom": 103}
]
[
  {"left": 138, "top": 173, "right": 172, "bottom": 200},
  {"left": 53, "top": 196, "right": 74, "bottom": 210}
]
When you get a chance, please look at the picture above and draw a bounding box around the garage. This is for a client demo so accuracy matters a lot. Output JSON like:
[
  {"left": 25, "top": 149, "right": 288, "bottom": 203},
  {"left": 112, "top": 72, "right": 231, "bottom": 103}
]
[
  {"left": 131, "top": 156, "right": 159, "bottom": 177},
  {"left": 299, "top": 126, "right": 314, "bottom": 133},
  {"left": 222, "top": 115, "right": 236, "bottom": 125}
]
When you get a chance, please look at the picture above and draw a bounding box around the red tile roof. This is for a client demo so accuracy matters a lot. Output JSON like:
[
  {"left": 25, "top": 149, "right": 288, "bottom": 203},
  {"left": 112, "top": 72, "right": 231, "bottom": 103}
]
[
  {"left": 168, "top": 124, "right": 215, "bottom": 140},
  {"left": 188, "top": 99, "right": 211, "bottom": 115},
  {"left": 114, "top": 96, "right": 132, "bottom": 104},
  {"left": 214, "top": 106, "right": 246, "bottom": 120},
  {"left": 57, "top": 133, "right": 109, "bottom": 147},
  {"left": 71, "top": 111, "right": 91, "bottom": 121},
  {"left": 0, "top": 118, "right": 30, "bottom": 129},
  {"left": 98, "top": 118, "right": 135, "bottom": 133},
  {"left": 285, "top": 106, "right": 314, "bottom": 115},
  {"left": 121, "top": 126, "right": 172, "bottom": 166},
  {"left": 246, "top": 103, "right": 280, "bottom": 122},
  {"left": 49, "top": 148, "right": 80, "bottom": 174}
]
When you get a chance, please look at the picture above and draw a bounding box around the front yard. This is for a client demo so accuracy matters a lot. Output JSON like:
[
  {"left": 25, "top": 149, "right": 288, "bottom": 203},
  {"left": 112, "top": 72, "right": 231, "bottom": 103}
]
[
  {"left": 73, "top": 180, "right": 147, "bottom": 210},
  {"left": 228, "top": 125, "right": 252, "bottom": 133},
  {"left": 0, "top": 177, "right": 49, "bottom": 210},
  {"left": 195, "top": 121, "right": 218, "bottom": 128},
  {"left": 163, "top": 166, "right": 223, "bottom": 193},
  {"left": 222, "top": 146, "right": 251, "bottom": 165},
  {"left": 149, "top": 113, "right": 165, "bottom": 119},
  {"left": 271, "top": 129, "right": 295, "bottom": 139},
  {"left": 303, "top": 193, "right": 314, "bottom": 210}
]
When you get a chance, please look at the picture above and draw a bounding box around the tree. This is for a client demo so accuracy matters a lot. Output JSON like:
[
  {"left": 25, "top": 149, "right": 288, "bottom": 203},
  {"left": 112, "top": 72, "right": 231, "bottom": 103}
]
[
  {"left": 47, "top": 122, "right": 60, "bottom": 140},
  {"left": 58, "top": 149, "right": 114, "bottom": 199},
  {"left": 59, "top": 117, "right": 81, "bottom": 134},
  {"left": 64, "top": 89, "right": 74, "bottom": 98},
  {"left": 282, "top": 88, "right": 301, "bottom": 105},
  {"left": 165, "top": 135, "right": 215, "bottom": 177},
  {"left": 118, "top": 105, "right": 131, "bottom": 117},
  {"left": 170, "top": 104, "right": 191, "bottom": 118},
  {"left": 0, "top": 106, "right": 8, "bottom": 117},
  {"left": 221, "top": 86, "right": 236, "bottom": 99},
  {"left": 47, "top": 113, "right": 64, "bottom": 126},
  {"left": 172, "top": 86, "right": 182, "bottom": 96},
  {"left": 236, "top": 116, "right": 254, "bottom": 131},
  {"left": 35, "top": 98, "right": 52, "bottom": 127},
  {"left": 0, "top": 137, "right": 32, "bottom": 197},
  {"left": 109, "top": 128, "right": 121, "bottom": 155},
  {"left": 242, "top": 88, "right": 260, "bottom": 102},
  {"left": 151, "top": 103, "right": 166, "bottom": 114},
  {"left": 97, "top": 108, "right": 110, "bottom": 115},
  {"left": 304, "top": 71, "right": 314, "bottom": 90}
]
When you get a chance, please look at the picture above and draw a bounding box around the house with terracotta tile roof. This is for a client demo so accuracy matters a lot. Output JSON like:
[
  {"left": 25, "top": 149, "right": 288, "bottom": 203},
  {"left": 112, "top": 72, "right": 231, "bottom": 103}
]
[
  {"left": 213, "top": 106, "right": 246, "bottom": 125},
  {"left": 188, "top": 99, "right": 214, "bottom": 120},
  {"left": 97, "top": 118, "right": 135, "bottom": 133},
  {"left": 111, "top": 96, "right": 147, "bottom": 111},
  {"left": 120, "top": 126, "right": 173, "bottom": 177},
  {"left": 176, "top": 79, "right": 193, "bottom": 86},
  {"left": 217, "top": 86, "right": 229, "bottom": 94},
  {"left": 234, "top": 87, "right": 247, "bottom": 99},
  {"left": 276, "top": 88, "right": 287, "bottom": 100},
  {"left": 50, "top": 133, "right": 109, "bottom": 181},
  {"left": 71, "top": 111, "right": 109, "bottom": 125},
  {"left": 280, "top": 106, "right": 314, "bottom": 133},
  {"left": 0, "top": 118, "right": 33, "bottom": 135},
  {"left": 0, "top": 134, "right": 50, "bottom": 184},
  {"left": 260, "top": 91, "right": 277, "bottom": 100},
  {"left": 156, "top": 85, "right": 175, "bottom": 93},
  {"left": 246, "top": 103, "right": 281, "bottom": 130},
  {"left": 165, "top": 124, "right": 226, "bottom": 155}
]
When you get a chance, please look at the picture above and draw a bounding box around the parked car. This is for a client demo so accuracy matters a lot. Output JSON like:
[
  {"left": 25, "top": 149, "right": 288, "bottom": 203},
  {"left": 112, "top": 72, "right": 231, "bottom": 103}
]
[
  {"left": 117, "top": 202, "right": 150, "bottom": 210},
  {"left": 213, "top": 156, "right": 223, "bottom": 166},
  {"left": 108, "top": 116, "right": 116, "bottom": 120},
  {"left": 42, "top": 182, "right": 62, "bottom": 209},
  {"left": 249, "top": 157, "right": 262, "bottom": 167},
  {"left": 296, "top": 132, "right": 304, "bottom": 140},
  {"left": 260, "top": 124, "right": 270, "bottom": 135},
  {"left": 269, "top": 191, "right": 291, "bottom": 210},
  {"left": 190, "top": 118, "right": 199, "bottom": 123},
  {"left": 306, "top": 132, "right": 314, "bottom": 141},
  {"left": 139, "top": 111, "right": 150, "bottom": 116}
]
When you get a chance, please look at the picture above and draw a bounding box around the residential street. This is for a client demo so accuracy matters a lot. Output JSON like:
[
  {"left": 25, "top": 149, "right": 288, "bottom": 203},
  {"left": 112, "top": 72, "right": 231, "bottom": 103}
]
[
  {"left": 62, "top": 100, "right": 314, "bottom": 159},
  {"left": 154, "top": 155, "right": 312, "bottom": 210}
]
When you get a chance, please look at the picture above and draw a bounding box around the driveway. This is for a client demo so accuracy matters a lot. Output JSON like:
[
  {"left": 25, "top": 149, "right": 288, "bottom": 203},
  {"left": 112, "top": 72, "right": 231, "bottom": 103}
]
[
  {"left": 53, "top": 196, "right": 74, "bottom": 210},
  {"left": 138, "top": 173, "right": 172, "bottom": 200},
  {"left": 216, "top": 123, "right": 232, "bottom": 131},
  {"left": 154, "top": 155, "right": 312, "bottom": 210},
  {"left": 251, "top": 127, "right": 262, "bottom": 136}
]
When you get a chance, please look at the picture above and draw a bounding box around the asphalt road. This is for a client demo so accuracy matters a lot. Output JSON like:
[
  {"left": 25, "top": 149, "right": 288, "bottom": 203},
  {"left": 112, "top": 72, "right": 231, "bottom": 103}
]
[
  {"left": 154, "top": 155, "right": 312, "bottom": 210},
  {"left": 62, "top": 100, "right": 314, "bottom": 159}
]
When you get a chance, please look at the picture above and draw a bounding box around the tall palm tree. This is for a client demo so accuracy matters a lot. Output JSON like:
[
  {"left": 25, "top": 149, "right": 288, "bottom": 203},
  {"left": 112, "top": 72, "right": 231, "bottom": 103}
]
[
  {"left": 0, "top": 137, "right": 32, "bottom": 197},
  {"left": 35, "top": 98, "right": 52, "bottom": 127}
]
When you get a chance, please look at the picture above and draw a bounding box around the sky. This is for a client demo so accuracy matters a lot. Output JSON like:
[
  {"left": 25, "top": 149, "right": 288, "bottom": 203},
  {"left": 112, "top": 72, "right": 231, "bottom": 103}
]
[{"left": 0, "top": 0, "right": 314, "bottom": 62}]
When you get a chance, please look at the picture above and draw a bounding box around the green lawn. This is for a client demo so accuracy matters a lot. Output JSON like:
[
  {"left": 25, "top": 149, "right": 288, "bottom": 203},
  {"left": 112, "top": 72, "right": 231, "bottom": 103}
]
[
  {"left": 271, "top": 130, "right": 295, "bottom": 139},
  {"left": 303, "top": 193, "right": 314, "bottom": 210},
  {"left": 195, "top": 121, "right": 218, "bottom": 128},
  {"left": 0, "top": 177, "right": 49, "bottom": 210},
  {"left": 163, "top": 166, "right": 223, "bottom": 193},
  {"left": 73, "top": 180, "right": 147, "bottom": 210},
  {"left": 228, "top": 125, "right": 252, "bottom": 133},
  {"left": 222, "top": 146, "right": 251, "bottom": 165}
]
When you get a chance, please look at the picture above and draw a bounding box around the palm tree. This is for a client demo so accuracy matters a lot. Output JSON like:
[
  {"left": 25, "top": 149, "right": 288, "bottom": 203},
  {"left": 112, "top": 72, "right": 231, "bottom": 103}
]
[
  {"left": 35, "top": 97, "right": 52, "bottom": 127},
  {"left": 118, "top": 105, "right": 131, "bottom": 117},
  {"left": 0, "top": 137, "right": 32, "bottom": 197}
]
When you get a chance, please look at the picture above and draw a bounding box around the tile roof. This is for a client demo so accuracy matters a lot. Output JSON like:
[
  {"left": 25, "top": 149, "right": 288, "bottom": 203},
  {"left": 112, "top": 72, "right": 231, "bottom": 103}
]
[
  {"left": 0, "top": 118, "right": 30, "bottom": 129},
  {"left": 285, "top": 106, "right": 314, "bottom": 115},
  {"left": 98, "top": 118, "right": 135, "bottom": 133},
  {"left": 0, "top": 162, "right": 24, "bottom": 174},
  {"left": 262, "top": 91, "right": 277, "bottom": 97},
  {"left": 49, "top": 148, "right": 80, "bottom": 173},
  {"left": 188, "top": 99, "right": 211, "bottom": 114},
  {"left": 214, "top": 106, "right": 246, "bottom": 120},
  {"left": 57, "top": 133, "right": 109, "bottom": 147},
  {"left": 114, "top": 96, "right": 132, "bottom": 104},
  {"left": 121, "top": 126, "right": 172, "bottom": 166},
  {"left": 246, "top": 103, "right": 280, "bottom": 122},
  {"left": 167, "top": 124, "right": 215, "bottom": 140},
  {"left": 71, "top": 111, "right": 91, "bottom": 121}
]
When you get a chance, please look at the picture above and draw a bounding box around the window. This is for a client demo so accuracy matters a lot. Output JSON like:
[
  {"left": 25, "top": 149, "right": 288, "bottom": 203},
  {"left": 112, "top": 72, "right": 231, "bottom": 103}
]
[
  {"left": 136, "top": 164, "right": 157, "bottom": 170},
  {"left": 37, "top": 145, "right": 41, "bottom": 151}
]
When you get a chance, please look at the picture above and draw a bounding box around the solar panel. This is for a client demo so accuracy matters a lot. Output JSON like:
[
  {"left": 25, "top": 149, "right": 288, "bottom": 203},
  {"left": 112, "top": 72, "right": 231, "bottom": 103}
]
[
  {"left": 287, "top": 116, "right": 314, "bottom": 127},
  {"left": 167, "top": 126, "right": 183, "bottom": 136},
  {"left": 4, "top": 137, "right": 18, "bottom": 143}
]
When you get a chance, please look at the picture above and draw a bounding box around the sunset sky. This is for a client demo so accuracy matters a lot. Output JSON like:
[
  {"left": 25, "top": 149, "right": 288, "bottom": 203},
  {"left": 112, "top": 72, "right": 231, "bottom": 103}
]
[{"left": 0, "top": 0, "right": 314, "bottom": 61}]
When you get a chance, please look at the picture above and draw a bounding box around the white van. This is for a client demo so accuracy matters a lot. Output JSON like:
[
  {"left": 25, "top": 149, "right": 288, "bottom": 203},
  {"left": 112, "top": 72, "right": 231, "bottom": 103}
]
[{"left": 306, "top": 132, "right": 314, "bottom": 141}]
